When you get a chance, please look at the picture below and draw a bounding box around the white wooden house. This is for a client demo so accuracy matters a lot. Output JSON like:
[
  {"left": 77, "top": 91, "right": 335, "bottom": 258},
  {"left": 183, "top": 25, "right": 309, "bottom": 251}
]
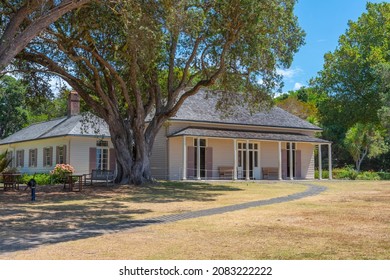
[
  {"left": 0, "top": 92, "right": 116, "bottom": 175},
  {"left": 0, "top": 90, "right": 332, "bottom": 180}
]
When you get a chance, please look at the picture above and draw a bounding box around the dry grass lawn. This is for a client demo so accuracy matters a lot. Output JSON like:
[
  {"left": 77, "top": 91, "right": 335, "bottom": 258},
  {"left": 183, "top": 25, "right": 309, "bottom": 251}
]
[{"left": 1, "top": 180, "right": 389, "bottom": 260}]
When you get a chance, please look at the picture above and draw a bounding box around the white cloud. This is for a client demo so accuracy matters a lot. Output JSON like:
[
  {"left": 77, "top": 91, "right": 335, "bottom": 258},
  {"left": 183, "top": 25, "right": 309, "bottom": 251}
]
[
  {"left": 257, "top": 78, "right": 264, "bottom": 85},
  {"left": 293, "top": 82, "right": 304, "bottom": 90},
  {"left": 276, "top": 67, "right": 302, "bottom": 80}
]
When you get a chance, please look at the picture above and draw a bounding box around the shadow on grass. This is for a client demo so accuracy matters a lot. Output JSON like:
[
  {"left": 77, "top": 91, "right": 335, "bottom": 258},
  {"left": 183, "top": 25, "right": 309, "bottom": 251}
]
[
  {"left": 0, "top": 181, "right": 241, "bottom": 256},
  {"left": 126, "top": 181, "right": 242, "bottom": 203}
]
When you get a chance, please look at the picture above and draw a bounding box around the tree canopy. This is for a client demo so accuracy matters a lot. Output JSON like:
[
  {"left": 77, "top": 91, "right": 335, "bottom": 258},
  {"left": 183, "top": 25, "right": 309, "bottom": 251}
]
[
  {"left": 344, "top": 123, "right": 388, "bottom": 171},
  {"left": 312, "top": 2, "right": 390, "bottom": 129},
  {"left": 0, "top": 0, "right": 91, "bottom": 71},
  {"left": 15, "top": 0, "right": 305, "bottom": 184},
  {"left": 310, "top": 2, "right": 390, "bottom": 169},
  {"left": 0, "top": 75, "right": 27, "bottom": 138}
]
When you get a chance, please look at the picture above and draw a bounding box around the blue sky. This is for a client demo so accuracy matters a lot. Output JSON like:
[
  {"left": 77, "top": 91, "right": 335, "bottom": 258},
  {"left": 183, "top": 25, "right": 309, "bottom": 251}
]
[{"left": 280, "top": 0, "right": 385, "bottom": 92}]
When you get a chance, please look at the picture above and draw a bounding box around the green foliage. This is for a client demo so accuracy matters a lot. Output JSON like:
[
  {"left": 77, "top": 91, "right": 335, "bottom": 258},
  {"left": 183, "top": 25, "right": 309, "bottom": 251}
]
[
  {"left": 311, "top": 3, "right": 390, "bottom": 169},
  {"left": 20, "top": 173, "right": 52, "bottom": 185},
  {"left": 377, "top": 172, "right": 390, "bottom": 180},
  {"left": 0, "top": 149, "right": 12, "bottom": 173},
  {"left": 25, "top": 87, "right": 70, "bottom": 124},
  {"left": 344, "top": 123, "right": 389, "bottom": 171},
  {"left": 315, "top": 169, "right": 329, "bottom": 179},
  {"left": 312, "top": 3, "right": 390, "bottom": 129},
  {"left": 0, "top": 75, "right": 28, "bottom": 138},
  {"left": 15, "top": 0, "right": 306, "bottom": 184},
  {"left": 356, "top": 171, "right": 381, "bottom": 181},
  {"left": 275, "top": 87, "right": 325, "bottom": 125},
  {"left": 333, "top": 167, "right": 358, "bottom": 180},
  {"left": 316, "top": 168, "right": 390, "bottom": 180},
  {"left": 376, "top": 63, "right": 390, "bottom": 130}
]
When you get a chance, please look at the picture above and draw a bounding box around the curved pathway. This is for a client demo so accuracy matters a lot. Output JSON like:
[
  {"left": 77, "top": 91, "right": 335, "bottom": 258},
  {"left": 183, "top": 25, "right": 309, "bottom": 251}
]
[
  {"left": 140, "top": 183, "right": 327, "bottom": 225},
  {"left": 0, "top": 183, "right": 327, "bottom": 255}
]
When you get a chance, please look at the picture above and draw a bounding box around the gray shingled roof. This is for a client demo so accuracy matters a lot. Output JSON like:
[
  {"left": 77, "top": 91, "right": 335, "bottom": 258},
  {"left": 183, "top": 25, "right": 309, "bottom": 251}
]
[
  {"left": 170, "top": 90, "right": 322, "bottom": 131},
  {"left": 0, "top": 115, "right": 110, "bottom": 145},
  {"left": 1, "top": 90, "right": 323, "bottom": 146},
  {"left": 170, "top": 127, "right": 330, "bottom": 144}
]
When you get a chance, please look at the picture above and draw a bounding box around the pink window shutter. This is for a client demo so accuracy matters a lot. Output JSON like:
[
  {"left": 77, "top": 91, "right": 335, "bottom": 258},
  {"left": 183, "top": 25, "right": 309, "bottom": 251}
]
[
  {"left": 89, "top": 147, "right": 97, "bottom": 173},
  {"left": 63, "top": 145, "right": 67, "bottom": 164},
  {"left": 109, "top": 148, "right": 116, "bottom": 171},
  {"left": 56, "top": 146, "right": 59, "bottom": 164},
  {"left": 296, "top": 150, "right": 302, "bottom": 179},
  {"left": 282, "top": 149, "right": 287, "bottom": 179},
  {"left": 187, "top": 146, "right": 195, "bottom": 178},
  {"left": 205, "top": 147, "right": 213, "bottom": 179},
  {"left": 49, "top": 147, "right": 53, "bottom": 166},
  {"left": 21, "top": 150, "right": 24, "bottom": 167}
]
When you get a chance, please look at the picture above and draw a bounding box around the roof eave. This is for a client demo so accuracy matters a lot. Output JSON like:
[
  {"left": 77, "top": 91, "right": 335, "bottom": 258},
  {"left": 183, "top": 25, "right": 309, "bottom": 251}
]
[{"left": 167, "top": 118, "right": 323, "bottom": 132}]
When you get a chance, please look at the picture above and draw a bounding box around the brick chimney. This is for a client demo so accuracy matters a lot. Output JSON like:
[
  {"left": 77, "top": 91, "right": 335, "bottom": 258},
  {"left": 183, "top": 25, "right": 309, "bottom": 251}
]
[{"left": 68, "top": 90, "right": 80, "bottom": 117}]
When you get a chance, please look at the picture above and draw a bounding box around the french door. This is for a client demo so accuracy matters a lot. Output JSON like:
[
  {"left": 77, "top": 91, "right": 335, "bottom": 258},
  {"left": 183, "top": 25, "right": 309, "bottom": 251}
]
[{"left": 237, "top": 142, "right": 259, "bottom": 179}]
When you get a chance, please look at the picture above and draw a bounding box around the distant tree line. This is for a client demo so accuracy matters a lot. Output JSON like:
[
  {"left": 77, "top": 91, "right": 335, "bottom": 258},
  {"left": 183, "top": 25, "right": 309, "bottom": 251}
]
[{"left": 275, "top": 2, "right": 390, "bottom": 172}]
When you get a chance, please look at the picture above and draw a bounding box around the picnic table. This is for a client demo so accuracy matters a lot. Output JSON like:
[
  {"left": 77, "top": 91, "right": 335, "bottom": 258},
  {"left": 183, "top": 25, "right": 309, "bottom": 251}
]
[
  {"left": 1, "top": 173, "right": 21, "bottom": 191},
  {"left": 63, "top": 174, "right": 84, "bottom": 192}
]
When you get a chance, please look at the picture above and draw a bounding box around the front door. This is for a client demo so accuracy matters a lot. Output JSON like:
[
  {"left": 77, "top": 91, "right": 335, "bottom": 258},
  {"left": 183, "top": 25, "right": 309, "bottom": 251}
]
[
  {"left": 282, "top": 143, "right": 301, "bottom": 179},
  {"left": 237, "top": 142, "right": 259, "bottom": 179}
]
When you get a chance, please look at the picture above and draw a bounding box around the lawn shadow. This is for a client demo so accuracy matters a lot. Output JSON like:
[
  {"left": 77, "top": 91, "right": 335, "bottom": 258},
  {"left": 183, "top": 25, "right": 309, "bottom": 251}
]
[
  {"left": 125, "top": 181, "right": 242, "bottom": 203},
  {"left": 0, "top": 181, "right": 241, "bottom": 256}
]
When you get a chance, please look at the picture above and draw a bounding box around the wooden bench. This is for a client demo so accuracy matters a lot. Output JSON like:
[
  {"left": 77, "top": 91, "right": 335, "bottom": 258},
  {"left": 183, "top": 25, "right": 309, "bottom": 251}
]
[
  {"left": 1, "top": 173, "right": 21, "bottom": 190},
  {"left": 84, "top": 169, "right": 115, "bottom": 186},
  {"left": 218, "top": 166, "right": 234, "bottom": 179},
  {"left": 262, "top": 167, "right": 279, "bottom": 180}
]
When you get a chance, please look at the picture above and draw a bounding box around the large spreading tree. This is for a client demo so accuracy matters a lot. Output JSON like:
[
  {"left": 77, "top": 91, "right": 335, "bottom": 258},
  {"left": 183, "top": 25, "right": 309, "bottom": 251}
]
[
  {"left": 311, "top": 2, "right": 390, "bottom": 167},
  {"left": 0, "top": 0, "right": 91, "bottom": 71},
  {"left": 15, "top": 0, "right": 305, "bottom": 184},
  {"left": 313, "top": 2, "right": 390, "bottom": 129}
]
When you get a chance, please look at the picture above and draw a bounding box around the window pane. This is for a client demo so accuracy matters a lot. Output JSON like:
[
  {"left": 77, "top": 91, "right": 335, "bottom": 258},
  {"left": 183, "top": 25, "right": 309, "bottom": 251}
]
[
  {"left": 103, "top": 149, "right": 108, "bottom": 170},
  {"left": 254, "top": 143, "right": 258, "bottom": 149},
  {"left": 254, "top": 151, "right": 258, "bottom": 167},
  {"left": 199, "top": 139, "right": 206, "bottom": 147},
  {"left": 249, "top": 143, "right": 253, "bottom": 149},
  {"left": 97, "top": 140, "right": 108, "bottom": 147},
  {"left": 243, "top": 143, "right": 246, "bottom": 149},
  {"left": 238, "top": 143, "right": 242, "bottom": 149},
  {"left": 96, "top": 149, "right": 102, "bottom": 170},
  {"left": 238, "top": 151, "right": 242, "bottom": 167},
  {"left": 194, "top": 139, "right": 197, "bottom": 146}
]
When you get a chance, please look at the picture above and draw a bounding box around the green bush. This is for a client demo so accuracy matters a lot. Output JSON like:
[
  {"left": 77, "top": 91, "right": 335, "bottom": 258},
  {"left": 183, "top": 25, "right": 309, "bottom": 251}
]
[
  {"left": 316, "top": 167, "right": 358, "bottom": 180},
  {"left": 357, "top": 171, "right": 381, "bottom": 180},
  {"left": 315, "top": 169, "right": 329, "bottom": 179},
  {"left": 378, "top": 172, "right": 390, "bottom": 180},
  {"left": 333, "top": 167, "right": 358, "bottom": 180},
  {"left": 316, "top": 167, "right": 390, "bottom": 180},
  {"left": 20, "top": 173, "right": 52, "bottom": 185}
]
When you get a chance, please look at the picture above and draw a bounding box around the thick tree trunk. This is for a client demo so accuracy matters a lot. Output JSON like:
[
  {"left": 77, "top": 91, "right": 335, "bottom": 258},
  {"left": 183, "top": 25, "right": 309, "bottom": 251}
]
[
  {"left": 107, "top": 119, "right": 133, "bottom": 184},
  {"left": 107, "top": 116, "right": 162, "bottom": 185}
]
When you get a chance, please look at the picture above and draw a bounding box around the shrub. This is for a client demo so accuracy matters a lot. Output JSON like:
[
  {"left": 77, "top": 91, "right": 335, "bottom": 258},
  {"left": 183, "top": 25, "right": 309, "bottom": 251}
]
[
  {"left": 357, "top": 171, "right": 380, "bottom": 180},
  {"left": 51, "top": 164, "right": 75, "bottom": 183},
  {"left": 315, "top": 169, "right": 329, "bottom": 179},
  {"left": 51, "top": 164, "right": 75, "bottom": 177},
  {"left": 378, "top": 172, "right": 390, "bottom": 180},
  {"left": 0, "top": 150, "right": 12, "bottom": 173},
  {"left": 20, "top": 173, "right": 52, "bottom": 185},
  {"left": 333, "top": 167, "right": 358, "bottom": 180}
]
